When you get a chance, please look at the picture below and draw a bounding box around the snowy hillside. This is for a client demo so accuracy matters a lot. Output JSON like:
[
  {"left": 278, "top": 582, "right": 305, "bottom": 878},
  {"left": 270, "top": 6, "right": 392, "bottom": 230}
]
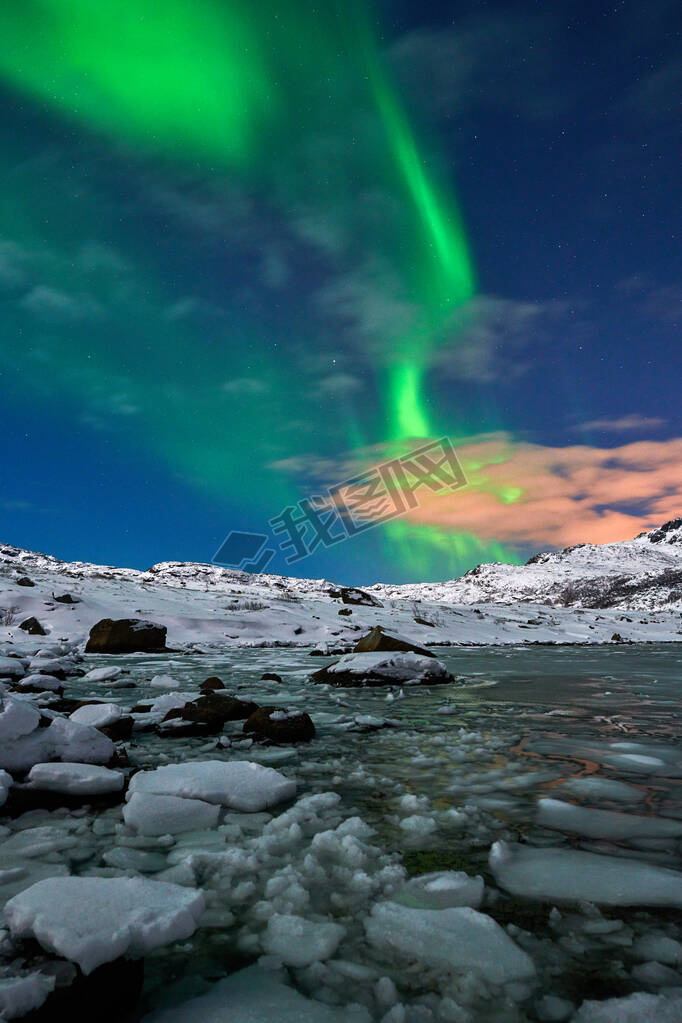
[
  {"left": 372, "top": 518, "right": 682, "bottom": 612},
  {"left": 1, "top": 520, "right": 682, "bottom": 649}
]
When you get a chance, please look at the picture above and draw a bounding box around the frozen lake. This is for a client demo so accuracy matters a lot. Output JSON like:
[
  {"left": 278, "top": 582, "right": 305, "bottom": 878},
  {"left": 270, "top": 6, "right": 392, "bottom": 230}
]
[{"left": 5, "top": 643, "right": 682, "bottom": 1021}]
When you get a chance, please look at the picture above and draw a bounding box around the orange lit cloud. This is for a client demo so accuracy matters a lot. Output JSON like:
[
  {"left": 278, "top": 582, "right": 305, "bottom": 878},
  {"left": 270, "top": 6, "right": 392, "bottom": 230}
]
[{"left": 404, "top": 433, "right": 682, "bottom": 548}]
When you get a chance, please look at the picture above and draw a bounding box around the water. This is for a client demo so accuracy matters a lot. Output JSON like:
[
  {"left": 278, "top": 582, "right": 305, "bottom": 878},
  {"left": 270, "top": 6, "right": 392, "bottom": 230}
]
[{"left": 32, "top": 645, "right": 682, "bottom": 1017}]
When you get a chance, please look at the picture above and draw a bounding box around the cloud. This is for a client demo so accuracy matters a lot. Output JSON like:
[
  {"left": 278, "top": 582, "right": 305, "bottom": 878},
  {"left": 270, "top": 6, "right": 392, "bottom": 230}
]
[
  {"left": 270, "top": 432, "right": 682, "bottom": 551},
  {"left": 574, "top": 415, "right": 666, "bottom": 434},
  {"left": 20, "top": 285, "right": 103, "bottom": 322},
  {"left": 315, "top": 373, "right": 364, "bottom": 397},
  {"left": 222, "top": 377, "right": 270, "bottom": 396},
  {"left": 389, "top": 12, "right": 570, "bottom": 123},
  {"left": 434, "top": 295, "right": 567, "bottom": 383}
]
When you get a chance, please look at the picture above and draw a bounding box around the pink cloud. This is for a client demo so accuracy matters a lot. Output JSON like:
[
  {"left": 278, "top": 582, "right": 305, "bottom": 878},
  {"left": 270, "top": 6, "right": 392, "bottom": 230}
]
[{"left": 400, "top": 434, "right": 682, "bottom": 548}]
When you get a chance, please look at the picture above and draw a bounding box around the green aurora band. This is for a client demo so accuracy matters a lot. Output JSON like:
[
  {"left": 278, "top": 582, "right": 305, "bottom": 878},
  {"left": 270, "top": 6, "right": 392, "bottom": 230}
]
[{"left": 0, "top": 0, "right": 517, "bottom": 574}]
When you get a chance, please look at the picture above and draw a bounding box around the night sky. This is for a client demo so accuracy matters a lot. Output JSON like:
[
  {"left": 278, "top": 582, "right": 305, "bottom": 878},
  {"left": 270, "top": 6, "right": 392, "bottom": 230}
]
[{"left": 0, "top": 0, "right": 680, "bottom": 584}]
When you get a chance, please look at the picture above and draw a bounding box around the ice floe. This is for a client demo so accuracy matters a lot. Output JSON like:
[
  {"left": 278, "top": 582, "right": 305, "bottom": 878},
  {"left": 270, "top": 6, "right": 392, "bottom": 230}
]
[
  {"left": 128, "top": 760, "right": 296, "bottom": 812},
  {"left": 4, "top": 876, "right": 205, "bottom": 974},
  {"left": 365, "top": 902, "right": 535, "bottom": 984},
  {"left": 490, "top": 841, "right": 682, "bottom": 907}
]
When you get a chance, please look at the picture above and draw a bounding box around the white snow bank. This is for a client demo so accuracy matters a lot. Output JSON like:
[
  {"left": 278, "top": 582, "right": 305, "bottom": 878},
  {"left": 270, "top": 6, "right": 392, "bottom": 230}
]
[
  {"left": 391, "top": 870, "right": 484, "bottom": 910},
  {"left": 128, "top": 760, "right": 296, "bottom": 812},
  {"left": 4, "top": 876, "right": 205, "bottom": 974},
  {"left": 365, "top": 902, "right": 535, "bottom": 984},
  {"left": 262, "top": 913, "right": 346, "bottom": 966},
  {"left": 572, "top": 991, "right": 682, "bottom": 1022},
  {"left": 143, "top": 965, "right": 369, "bottom": 1022},
  {"left": 26, "top": 762, "right": 124, "bottom": 795},
  {"left": 69, "top": 703, "right": 122, "bottom": 728},
  {"left": 490, "top": 841, "right": 682, "bottom": 907},
  {"left": 124, "top": 791, "right": 220, "bottom": 836}
]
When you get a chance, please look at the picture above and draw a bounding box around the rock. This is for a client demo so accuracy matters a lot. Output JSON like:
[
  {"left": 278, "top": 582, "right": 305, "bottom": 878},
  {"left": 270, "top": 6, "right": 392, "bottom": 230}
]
[
  {"left": 16, "top": 576, "right": 35, "bottom": 587},
  {"left": 260, "top": 672, "right": 282, "bottom": 683},
  {"left": 413, "top": 616, "right": 435, "bottom": 627},
  {"left": 353, "top": 625, "right": 434, "bottom": 658},
  {"left": 85, "top": 619, "right": 167, "bottom": 654},
  {"left": 19, "top": 617, "right": 47, "bottom": 635},
  {"left": 243, "top": 706, "right": 315, "bottom": 743},
  {"left": 200, "top": 676, "right": 224, "bottom": 692},
  {"left": 611, "top": 632, "right": 624, "bottom": 642},
  {"left": 340, "top": 586, "right": 382, "bottom": 607},
  {"left": 162, "top": 693, "right": 258, "bottom": 735},
  {"left": 53, "top": 593, "right": 80, "bottom": 604},
  {"left": 312, "top": 651, "right": 454, "bottom": 687},
  {"left": 337, "top": 608, "right": 353, "bottom": 616}
]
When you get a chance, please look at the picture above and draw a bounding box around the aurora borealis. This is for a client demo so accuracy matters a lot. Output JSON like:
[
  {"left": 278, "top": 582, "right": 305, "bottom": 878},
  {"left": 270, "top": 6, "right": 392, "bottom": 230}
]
[{"left": 0, "top": 0, "right": 680, "bottom": 581}]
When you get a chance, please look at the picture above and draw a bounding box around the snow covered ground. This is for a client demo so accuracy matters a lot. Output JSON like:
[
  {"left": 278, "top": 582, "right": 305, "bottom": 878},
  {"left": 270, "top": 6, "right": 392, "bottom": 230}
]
[
  {"left": 1, "top": 519, "right": 682, "bottom": 655},
  {"left": 1, "top": 529, "right": 682, "bottom": 1019}
]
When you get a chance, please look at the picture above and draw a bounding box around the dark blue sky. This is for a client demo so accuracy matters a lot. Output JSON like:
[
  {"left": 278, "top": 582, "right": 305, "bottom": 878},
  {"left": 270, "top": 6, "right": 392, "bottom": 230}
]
[{"left": 0, "top": 0, "right": 679, "bottom": 583}]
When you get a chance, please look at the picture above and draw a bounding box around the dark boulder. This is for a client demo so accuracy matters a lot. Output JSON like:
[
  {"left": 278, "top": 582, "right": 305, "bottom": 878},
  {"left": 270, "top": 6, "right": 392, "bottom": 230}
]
[
  {"left": 162, "top": 693, "right": 258, "bottom": 734},
  {"left": 54, "top": 593, "right": 81, "bottom": 604},
  {"left": 19, "top": 616, "right": 47, "bottom": 635},
  {"left": 85, "top": 619, "right": 167, "bottom": 654},
  {"left": 338, "top": 607, "right": 353, "bottom": 616},
  {"left": 340, "top": 586, "right": 383, "bottom": 607},
  {"left": 243, "top": 706, "right": 315, "bottom": 742},
  {"left": 200, "top": 676, "right": 225, "bottom": 692},
  {"left": 261, "top": 672, "right": 282, "bottom": 683},
  {"left": 16, "top": 576, "right": 35, "bottom": 587},
  {"left": 353, "top": 625, "right": 434, "bottom": 658}
]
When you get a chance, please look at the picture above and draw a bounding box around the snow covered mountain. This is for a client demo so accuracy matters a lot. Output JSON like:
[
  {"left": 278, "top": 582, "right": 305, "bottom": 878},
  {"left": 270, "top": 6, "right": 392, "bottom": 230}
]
[
  {"left": 371, "top": 518, "right": 682, "bottom": 612},
  {"left": 1, "top": 519, "right": 681, "bottom": 649}
]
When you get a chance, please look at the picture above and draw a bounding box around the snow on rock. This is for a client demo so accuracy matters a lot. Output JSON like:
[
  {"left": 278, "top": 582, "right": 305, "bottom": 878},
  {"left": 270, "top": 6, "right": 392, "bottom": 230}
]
[
  {"left": 262, "top": 912, "right": 346, "bottom": 966},
  {"left": 489, "top": 841, "right": 682, "bottom": 907},
  {"left": 16, "top": 674, "right": 63, "bottom": 692},
  {"left": 313, "top": 652, "right": 454, "bottom": 687},
  {"left": 143, "top": 965, "right": 370, "bottom": 1023},
  {"left": 0, "top": 658, "right": 26, "bottom": 679},
  {"left": 364, "top": 902, "right": 535, "bottom": 984},
  {"left": 571, "top": 991, "right": 682, "bottom": 1022},
  {"left": 0, "top": 700, "right": 114, "bottom": 773},
  {"left": 391, "top": 870, "right": 484, "bottom": 910},
  {"left": 128, "top": 760, "right": 296, "bottom": 812},
  {"left": 0, "top": 696, "right": 40, "bottom": 742},
  {"left": 42, "top": 717, "right": 114, "bottom": 765},
  {"left": 4, "top": 876, "right": 206, "bottom": 974},
  {"left": 82, "top": 666, "right": 122, "bottom": 682},
  {"left": 150, "top": 674, "right": 181, "bottom": 690},
  {"left": 124, "top": 791, "right": 220, "bottom": 836},
  {"left": 25, "top": 762, "right": 124, "bottom": 795},
  {"left": 69, "top": 702, "right": 123, "bottom": 728},
  {"left": 537, "top": 797, "right": 682, "bottom": 840},
  {"left": 0, "top": 972, "right": 56, "bottom": 1019}
]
